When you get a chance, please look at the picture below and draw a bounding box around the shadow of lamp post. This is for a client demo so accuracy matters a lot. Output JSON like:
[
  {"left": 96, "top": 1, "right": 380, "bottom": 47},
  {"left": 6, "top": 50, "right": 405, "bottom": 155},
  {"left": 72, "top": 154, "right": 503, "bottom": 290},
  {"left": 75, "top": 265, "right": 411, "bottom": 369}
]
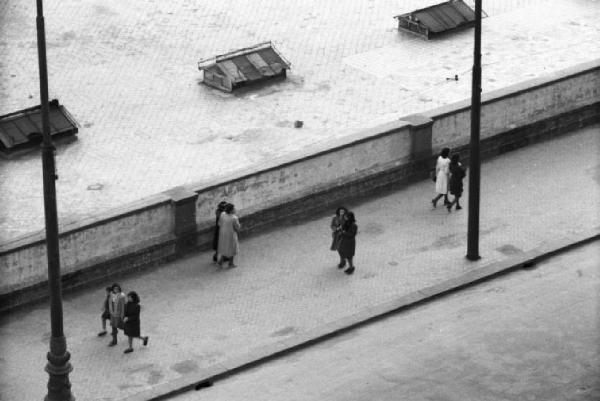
[{"left": 35, "top": 0, "right": 75, "bottom": 399}]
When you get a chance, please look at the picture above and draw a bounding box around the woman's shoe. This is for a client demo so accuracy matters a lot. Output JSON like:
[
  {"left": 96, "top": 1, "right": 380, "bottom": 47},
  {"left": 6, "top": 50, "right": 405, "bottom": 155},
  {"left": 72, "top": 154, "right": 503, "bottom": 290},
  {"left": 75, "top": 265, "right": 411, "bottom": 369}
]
[
  {"left": 447, "top": 204, "right": 452, "bottom": 213},
  {"left": 143, "top": 336, "right": 149, "bottom": 346},
  {"left": 431, "top": 199, "right": 437, "bottom": 209},
  {"left": 124, "top": 348, "right": 133, "bottom": 354},
  {"left": 228, "top": 264, "right": 237, "bottom": 268},
  {"left": 97, "top": 330, "right": 107, "bottom": 337},
  {"left": 337, "top": 261, "right": 346, "bottom": 269},
  {"left": 456, "top": 205, "right": 462, "bottom": 210},
  {"left": 344, "top": 267, "right": 355, "bottom": 275}
]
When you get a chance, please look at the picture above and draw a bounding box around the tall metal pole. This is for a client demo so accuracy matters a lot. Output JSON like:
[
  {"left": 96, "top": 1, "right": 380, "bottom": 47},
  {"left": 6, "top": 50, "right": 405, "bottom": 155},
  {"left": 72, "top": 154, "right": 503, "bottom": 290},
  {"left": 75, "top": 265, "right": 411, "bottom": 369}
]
[
  {"left": 467, "top": 0, "right": 482, "bottom": 261},
  {"left": 35, "top": 0, "right": 75, "bottom": 399}
]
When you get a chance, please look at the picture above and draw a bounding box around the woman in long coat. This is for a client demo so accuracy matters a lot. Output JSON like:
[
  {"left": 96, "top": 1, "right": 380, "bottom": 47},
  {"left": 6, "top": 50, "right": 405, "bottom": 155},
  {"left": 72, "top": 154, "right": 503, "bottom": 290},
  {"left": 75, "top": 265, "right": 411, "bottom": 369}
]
[
  {"left": 447, "top": 154, "right": 466, "bottom": 212},
  {"left": 108, "top": 283, "right": 126, "bottom": 346},
  {"left": 432, "top": 147, "right": 451, "bottom": 208},
  {"left": 338, "top": 211, "right": 358, "bottom": 275},
  {"left": 217, "top": 203, "right": 241, "bottom": 268},
  {"left": 330, "top": 206, "right": 348, "bottom": 267},
  {"left": 212, "top": 201, "right": 228, "bottom": 262},
  {"left": 123, "top": 291, "right": 149, "bottom": 353}
]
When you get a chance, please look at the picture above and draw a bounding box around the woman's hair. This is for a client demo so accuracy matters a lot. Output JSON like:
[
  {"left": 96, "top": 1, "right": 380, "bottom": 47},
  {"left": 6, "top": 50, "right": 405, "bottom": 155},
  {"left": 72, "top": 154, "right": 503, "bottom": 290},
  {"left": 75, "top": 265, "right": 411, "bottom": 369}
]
[
  {"left": 111, "top": 283, "right": 121, "bottom": 292},
  {"left": 335, "top": 206, "right": 348, "bottom": 216},
  {"left": 440, "top": 148, "right": 450, "bottom": 158},
  {"left": 225, "top": 203, "right": 235, "bottom": 214},
  {"left": 451, "top": 153, "right": 460, "bottom": 164},
  {"left": 127, "top": 291, "right": 140, "bottom": 304},
  {"left": 217, "top": 201, "right": 228, "bottom": 212},
  {"left": 343, "top": 211, "right": 356, "bottom": 229}
]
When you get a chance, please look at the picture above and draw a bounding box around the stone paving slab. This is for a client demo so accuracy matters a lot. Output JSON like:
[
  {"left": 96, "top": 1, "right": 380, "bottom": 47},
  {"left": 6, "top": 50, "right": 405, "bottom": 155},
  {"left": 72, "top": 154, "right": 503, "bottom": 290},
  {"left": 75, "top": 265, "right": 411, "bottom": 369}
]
[
  {"left": 0, "top": 126, "right": 598, "bottom": 401},
  {"left": 1, "top": 0, "right": 599, "bottom": 242}
]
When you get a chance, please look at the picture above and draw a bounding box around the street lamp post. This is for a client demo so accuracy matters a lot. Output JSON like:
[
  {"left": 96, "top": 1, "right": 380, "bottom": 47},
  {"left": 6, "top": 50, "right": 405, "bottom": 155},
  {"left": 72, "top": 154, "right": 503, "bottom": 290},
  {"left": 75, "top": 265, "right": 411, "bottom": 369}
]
[
  {"left": 467, "top": 0, "right": 482, "bottom": 261},
  {"left": 35, "top": 0, "right": 75, "bottom": 399}
]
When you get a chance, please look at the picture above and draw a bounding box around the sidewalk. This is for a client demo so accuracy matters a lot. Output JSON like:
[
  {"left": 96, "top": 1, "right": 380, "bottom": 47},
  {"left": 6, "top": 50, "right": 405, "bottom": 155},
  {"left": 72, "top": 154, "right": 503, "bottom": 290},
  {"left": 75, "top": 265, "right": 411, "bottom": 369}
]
[{"left": 0, "top": 126, "right": 599, "bottom": 401}]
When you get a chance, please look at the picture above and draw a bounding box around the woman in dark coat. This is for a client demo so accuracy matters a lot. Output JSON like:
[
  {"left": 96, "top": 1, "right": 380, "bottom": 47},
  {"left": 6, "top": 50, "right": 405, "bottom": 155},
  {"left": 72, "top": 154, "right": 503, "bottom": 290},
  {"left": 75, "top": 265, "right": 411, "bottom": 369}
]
[
  {"left": 212, "top": 201, "right": 229, "bottom": 262},
  {"left": 123, "top": 291, "right": 149, "bottom": 353},
  {"left": 330, "top": 206, "right": 348, "bottom": 267},
  {"left": 447, "top": 154, "right": 466, "bottom": 212},
  {"left": 337, "top": 211, "right": 358, "bottom": 275}
]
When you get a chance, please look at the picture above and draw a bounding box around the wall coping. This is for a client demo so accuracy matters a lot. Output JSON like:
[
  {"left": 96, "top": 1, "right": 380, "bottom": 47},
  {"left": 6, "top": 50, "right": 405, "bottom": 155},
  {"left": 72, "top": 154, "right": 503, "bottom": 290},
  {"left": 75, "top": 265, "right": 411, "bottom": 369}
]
[
  {"left": 186, "top": 119, "right": 414, "bottom": 195},
  {"left": 0, "top": 193, "right": 172, "bottom": 255}
]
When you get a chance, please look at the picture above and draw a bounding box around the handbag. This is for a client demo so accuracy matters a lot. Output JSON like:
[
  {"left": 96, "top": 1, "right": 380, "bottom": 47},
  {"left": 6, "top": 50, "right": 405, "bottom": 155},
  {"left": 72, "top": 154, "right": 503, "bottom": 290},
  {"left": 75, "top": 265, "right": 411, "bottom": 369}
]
[{"left": 330, "top": 231, "right": 342, "bottom": 251}]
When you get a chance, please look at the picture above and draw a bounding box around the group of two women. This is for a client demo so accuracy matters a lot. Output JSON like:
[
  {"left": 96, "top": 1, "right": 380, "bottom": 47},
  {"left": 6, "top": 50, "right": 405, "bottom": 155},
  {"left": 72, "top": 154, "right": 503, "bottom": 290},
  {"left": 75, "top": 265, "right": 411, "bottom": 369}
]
[
  {"left": 432, "top": 147, "right": 466, "bottom": 212},
  {"left": 330, "top": 207, "right": 358, "bottom": 275},
  {"left": 212, "top": 201, "right": 241, "bottom": 268},
  {"left": 99, "top": 283, "right": 149, "bottom": 354}
]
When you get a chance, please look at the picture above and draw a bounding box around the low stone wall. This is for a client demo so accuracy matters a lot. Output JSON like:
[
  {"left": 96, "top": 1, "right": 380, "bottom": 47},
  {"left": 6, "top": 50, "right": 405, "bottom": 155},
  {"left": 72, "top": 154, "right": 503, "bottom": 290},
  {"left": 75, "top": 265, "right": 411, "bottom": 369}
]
[
  {"left": 1, "top": 59, "right": 599, "bottom": 313},
  {"left": 428, "top": 60, "right": 600, "bottom": 153},
  {"left": 0, "top": 195, "right": 176, "bottom": 311}
]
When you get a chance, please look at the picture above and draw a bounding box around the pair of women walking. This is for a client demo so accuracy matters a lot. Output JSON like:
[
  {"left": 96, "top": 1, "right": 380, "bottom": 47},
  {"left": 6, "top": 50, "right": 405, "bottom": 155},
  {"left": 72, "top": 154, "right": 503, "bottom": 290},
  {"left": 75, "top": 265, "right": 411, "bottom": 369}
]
[
  {"left": 330, "top": 207, "right": 357, "bottom": 275},
  {"left": 212, "top": 201, "right": 241, "bottom": 268},
  {"left": 432, "top": 147, "right": 466, "bottom": 212},
  {"left": 99, "top": 283, "right": 149, "bottom": 353}
]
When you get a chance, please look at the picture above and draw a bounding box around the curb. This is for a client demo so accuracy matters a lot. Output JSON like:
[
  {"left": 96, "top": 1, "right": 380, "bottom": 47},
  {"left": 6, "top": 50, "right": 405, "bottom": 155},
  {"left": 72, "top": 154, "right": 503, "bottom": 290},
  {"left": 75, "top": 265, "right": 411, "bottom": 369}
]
[{"left": 124, "top": 232, "right": 600, "bottom": 401}]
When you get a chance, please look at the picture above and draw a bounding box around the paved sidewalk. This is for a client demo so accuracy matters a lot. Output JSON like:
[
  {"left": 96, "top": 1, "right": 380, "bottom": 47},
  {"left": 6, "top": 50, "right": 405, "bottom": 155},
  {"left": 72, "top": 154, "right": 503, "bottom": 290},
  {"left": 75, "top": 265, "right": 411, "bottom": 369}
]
[{"left": 0, "top": 126, "right": 599, "bottom": 401}]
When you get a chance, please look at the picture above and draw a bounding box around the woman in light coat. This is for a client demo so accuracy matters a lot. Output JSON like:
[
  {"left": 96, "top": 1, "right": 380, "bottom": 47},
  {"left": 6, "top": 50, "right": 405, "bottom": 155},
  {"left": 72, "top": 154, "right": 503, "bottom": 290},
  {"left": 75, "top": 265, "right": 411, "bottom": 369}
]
[
  {"left": 212, "top": 201, "right": 228, "bottom": 263},
  {"left": 217, "top": 203, "right": 241, "bottom": 268},
  {"left": 432, "top": 147, "right": 451, "bottom": 208},
  {"left": 108, "top": 283, "right": 126, "bottom": 346}
]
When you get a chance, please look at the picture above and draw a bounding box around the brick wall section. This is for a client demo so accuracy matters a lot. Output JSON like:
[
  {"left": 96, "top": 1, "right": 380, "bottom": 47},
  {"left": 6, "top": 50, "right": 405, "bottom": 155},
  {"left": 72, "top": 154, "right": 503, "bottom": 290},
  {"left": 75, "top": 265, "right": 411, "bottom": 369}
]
[{"left": 0, "top": 239, "right": 176, "bottom": 313}]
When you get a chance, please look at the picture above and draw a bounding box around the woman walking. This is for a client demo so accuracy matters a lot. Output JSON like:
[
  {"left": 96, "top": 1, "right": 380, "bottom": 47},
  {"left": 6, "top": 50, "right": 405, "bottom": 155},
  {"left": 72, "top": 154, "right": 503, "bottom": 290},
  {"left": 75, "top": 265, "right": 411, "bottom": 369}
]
[
  {"left": 107, "top": 283, "right": 126, "bottom": 347},
  {"left": 330, "top": 206, "right": 348, "bottom": 267},
  {"left": 447, "top": 154, "right": 466, "bottom": 212},
  {"left": 97, "top": 286, "right": 112, "bottom": 337},
  {"left": 338, "top": 211, "right": 358, "bottom": 275},
  {"left": 212, "top": 201, "right": 229, "bottom": 262},
  {"left": 432, "top": 147, "right": 451, "bottom": 208},
  {"left": 217, "top": 203, "right": 241, "bottom": 268},
  {"left": 123, "top": 291, "right": 149, "bottom": 354}
]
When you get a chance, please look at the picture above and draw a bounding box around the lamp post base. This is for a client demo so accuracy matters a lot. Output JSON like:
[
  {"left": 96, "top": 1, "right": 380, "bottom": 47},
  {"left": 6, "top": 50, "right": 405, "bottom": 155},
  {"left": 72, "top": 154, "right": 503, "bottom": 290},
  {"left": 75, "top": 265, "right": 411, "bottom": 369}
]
[
  {"left": 44, "top": 336, "right": 75, "bottom": 401},
  {"left": 466, "top": 254, "right": 481, "bottom": 261}
]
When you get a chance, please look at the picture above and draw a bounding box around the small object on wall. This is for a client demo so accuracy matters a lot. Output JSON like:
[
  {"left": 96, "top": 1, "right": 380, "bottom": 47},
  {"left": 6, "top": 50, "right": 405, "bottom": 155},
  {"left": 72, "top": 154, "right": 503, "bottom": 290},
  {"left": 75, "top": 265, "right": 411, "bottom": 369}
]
[
  {"left": 446, "top": 74, "right": 459, "bottom": 81},
  {"left": 294, "top": 120, "right": 303, "bottom": 128}
]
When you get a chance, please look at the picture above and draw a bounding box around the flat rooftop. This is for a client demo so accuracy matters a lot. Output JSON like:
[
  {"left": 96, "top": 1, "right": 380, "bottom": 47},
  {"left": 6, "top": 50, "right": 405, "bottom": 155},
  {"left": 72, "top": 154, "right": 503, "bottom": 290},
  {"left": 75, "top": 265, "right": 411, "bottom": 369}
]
[{"left": 1, "top": 0, "right": 599, "bottom": 242}]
